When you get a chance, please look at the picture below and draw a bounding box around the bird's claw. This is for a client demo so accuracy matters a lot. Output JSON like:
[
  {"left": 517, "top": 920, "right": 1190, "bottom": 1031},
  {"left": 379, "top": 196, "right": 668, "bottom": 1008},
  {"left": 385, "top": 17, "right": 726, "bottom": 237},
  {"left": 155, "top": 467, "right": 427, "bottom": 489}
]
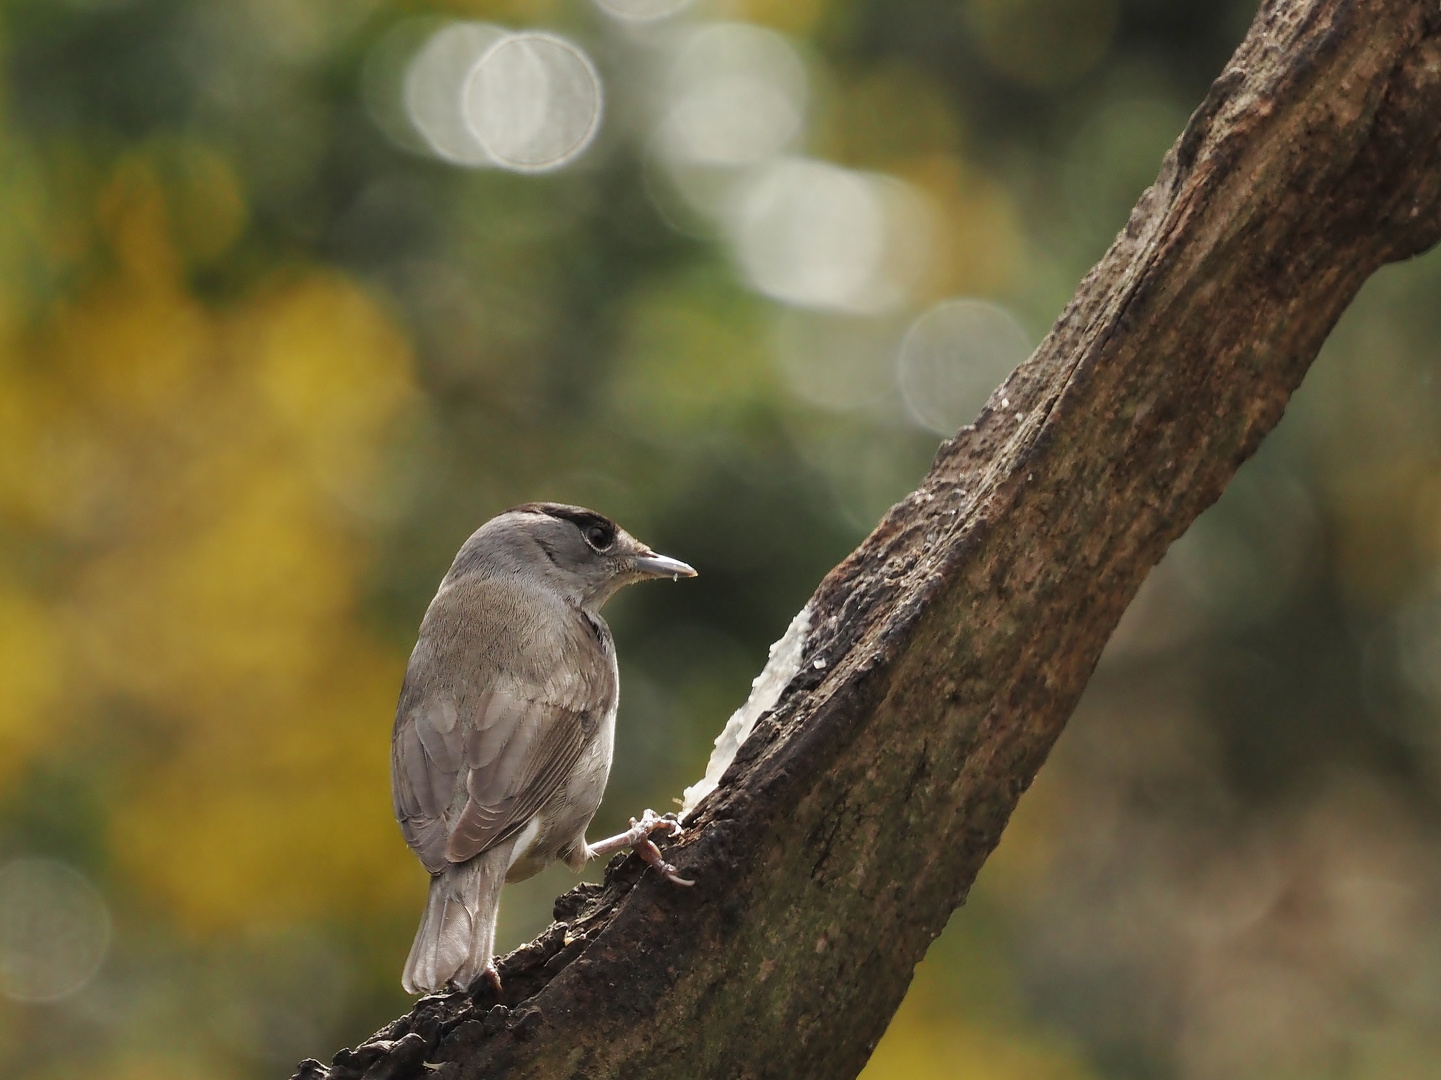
[
  {"left": 635, "top": 836, "right": 696, "bottom": 887},
  {"left": 629, "top": 808, "right": 684, "bottom": 840},
  {"left": 631, "top": 809, "right": 693, "bottom": 884},
  {"left": 587, "top": 808, "right": 694, "bottom": 885}
]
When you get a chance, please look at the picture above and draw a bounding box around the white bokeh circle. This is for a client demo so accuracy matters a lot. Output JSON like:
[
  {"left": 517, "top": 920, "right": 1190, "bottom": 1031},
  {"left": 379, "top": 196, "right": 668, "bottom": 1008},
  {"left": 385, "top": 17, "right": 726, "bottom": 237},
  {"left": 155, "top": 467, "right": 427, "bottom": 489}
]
[
  {"left": 402, "top": 22, "right": 508, "bottom": 166},
  {"left": 463, "top": 32, "right": 603, "bottom": 173},
  {"left": 658, "top": 22, "right": 807, "bottom": 168},
  {"left": 0, "top": 858, "right": 111, "bottom": 1004},
  {"left": 593, "top": 0, "right": 693, "bottom": 21},
  {"left": 897, "top": 298, "right": 1033, "bottom": 434},
  {"left": 728, "top": 157, "right": 930, "bottom": 314}
]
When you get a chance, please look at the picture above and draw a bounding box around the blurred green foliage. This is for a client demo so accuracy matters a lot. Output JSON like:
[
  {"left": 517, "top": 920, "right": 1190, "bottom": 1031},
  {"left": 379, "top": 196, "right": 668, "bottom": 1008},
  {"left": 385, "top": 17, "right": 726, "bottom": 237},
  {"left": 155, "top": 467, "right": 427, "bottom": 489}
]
[{"left": 1, "top": 1, "right": 1439, "bottom": 1078}]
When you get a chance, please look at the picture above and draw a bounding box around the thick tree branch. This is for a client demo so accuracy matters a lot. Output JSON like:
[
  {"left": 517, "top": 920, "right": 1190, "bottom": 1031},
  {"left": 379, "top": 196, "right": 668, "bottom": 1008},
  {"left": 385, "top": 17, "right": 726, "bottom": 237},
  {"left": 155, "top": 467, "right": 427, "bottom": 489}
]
[{"left": 297, "top": 2, "right": 1441, "bottom": 1078}]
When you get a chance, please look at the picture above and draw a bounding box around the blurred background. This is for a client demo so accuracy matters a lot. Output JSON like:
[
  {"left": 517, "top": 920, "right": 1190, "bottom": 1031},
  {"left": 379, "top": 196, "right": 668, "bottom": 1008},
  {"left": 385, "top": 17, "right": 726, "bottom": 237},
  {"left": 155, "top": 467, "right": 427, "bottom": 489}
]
[{"left": 1, "top": 0, "right": 1439, "bottom": 1077}]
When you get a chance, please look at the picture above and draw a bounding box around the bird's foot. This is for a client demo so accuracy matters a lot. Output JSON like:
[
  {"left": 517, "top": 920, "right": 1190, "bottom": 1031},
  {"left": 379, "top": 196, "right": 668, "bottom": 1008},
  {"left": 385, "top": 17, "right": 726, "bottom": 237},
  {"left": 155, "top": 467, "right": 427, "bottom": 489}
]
[
  {"left": 633, "top": 833, "right": 695, "bottom": 887},
  {"left": 587, "top": 809, "right": 694, "bottom": 886}
]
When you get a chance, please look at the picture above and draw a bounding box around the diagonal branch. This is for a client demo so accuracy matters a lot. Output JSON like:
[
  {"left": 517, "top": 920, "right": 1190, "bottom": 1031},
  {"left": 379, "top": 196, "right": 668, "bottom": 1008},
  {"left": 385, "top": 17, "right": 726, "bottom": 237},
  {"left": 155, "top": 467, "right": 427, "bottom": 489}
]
[{"left": 296, "top": 2, "right": 1441, "bottom": 1077}]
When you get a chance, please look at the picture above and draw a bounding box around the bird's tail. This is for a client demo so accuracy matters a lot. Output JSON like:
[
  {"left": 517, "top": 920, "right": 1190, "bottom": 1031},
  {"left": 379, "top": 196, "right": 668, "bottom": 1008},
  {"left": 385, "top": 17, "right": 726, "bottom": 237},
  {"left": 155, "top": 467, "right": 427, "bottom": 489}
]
[{"left": 402, "top": 849, "right": 507, "bottom": 994}]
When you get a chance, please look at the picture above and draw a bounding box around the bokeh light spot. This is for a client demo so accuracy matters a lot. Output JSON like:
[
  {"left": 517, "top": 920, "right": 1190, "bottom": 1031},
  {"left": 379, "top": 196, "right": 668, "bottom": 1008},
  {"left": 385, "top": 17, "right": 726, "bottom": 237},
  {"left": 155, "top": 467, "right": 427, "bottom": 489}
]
[
  {"left": 728, "top": 157, "right": 931, "bottom": 314},
  {"left": 403, "top": 22, "right": 508, "bottom": 166},
  {"left": 463, "top": 32, "right": 603, "bottom": 173},
  {"left": 658, "top": 22, "right": 807, "bottom": 168},
  {"left": 897, "top": 298, "right": 1032, "bottom": 434},
  {"left": 593, "top": 0, "right": 692, "bottom": 22},
  {"left": 0, "top": 858, "right": 111, "bottom": 1004}
]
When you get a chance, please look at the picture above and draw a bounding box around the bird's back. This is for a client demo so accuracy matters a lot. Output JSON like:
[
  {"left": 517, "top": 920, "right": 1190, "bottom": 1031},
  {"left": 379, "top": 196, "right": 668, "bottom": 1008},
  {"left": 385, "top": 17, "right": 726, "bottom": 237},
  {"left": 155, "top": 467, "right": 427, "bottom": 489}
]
[{"left": 391, "top": 570, "right": 616, "bottom": 874}]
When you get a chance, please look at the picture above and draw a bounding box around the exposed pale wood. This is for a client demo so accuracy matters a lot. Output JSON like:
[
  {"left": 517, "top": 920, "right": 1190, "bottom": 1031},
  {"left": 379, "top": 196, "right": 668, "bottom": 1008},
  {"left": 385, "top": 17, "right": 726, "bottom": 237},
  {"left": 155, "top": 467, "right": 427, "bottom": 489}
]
[{"left": 295, "top": 2, "right": 1441, "bottom": 1077}]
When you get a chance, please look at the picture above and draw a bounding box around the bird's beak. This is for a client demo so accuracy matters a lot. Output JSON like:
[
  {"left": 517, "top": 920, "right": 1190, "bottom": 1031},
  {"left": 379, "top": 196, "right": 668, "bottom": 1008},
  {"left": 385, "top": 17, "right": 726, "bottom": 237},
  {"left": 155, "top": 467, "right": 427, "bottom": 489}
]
[{"left": 633, "top": 550, "right": 697, "bottom": 581}]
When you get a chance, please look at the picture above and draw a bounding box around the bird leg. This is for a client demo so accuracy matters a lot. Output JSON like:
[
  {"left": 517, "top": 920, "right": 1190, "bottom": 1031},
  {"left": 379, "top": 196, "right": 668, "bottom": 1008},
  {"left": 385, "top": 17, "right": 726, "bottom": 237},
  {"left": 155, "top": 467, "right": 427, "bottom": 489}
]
[{"left": 586, "top": 809, "right": 694, "bottom": 886}]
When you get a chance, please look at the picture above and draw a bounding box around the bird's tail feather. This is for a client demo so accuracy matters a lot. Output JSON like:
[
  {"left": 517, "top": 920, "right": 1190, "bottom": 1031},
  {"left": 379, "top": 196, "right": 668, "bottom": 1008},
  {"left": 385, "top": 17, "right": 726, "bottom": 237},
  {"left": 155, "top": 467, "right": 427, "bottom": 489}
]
[{"left": 402, "top": 849, "right": 507, "bottom": 994}]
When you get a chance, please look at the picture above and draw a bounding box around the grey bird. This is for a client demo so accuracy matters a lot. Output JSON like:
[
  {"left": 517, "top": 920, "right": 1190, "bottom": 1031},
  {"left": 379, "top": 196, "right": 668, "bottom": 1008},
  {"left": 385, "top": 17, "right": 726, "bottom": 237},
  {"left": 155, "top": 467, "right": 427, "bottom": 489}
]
[{"left": 391, "top": 502, "right": 697, "bottom": 995}]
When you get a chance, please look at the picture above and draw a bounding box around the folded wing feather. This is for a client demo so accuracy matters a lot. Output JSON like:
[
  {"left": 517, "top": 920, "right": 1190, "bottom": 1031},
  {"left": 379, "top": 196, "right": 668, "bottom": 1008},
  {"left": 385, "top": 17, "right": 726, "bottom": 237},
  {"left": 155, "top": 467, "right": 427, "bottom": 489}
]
[{"left": 394, "top": 689, "right": 598, "bottom": 870}]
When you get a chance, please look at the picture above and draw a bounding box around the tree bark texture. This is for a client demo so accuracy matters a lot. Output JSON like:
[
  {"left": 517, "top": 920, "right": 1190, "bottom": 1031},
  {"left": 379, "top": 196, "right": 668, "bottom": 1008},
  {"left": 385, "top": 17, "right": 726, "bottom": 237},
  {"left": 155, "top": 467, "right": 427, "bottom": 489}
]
[{"left": 296, "top": 2, "right": 1441, "bottom": 1078}]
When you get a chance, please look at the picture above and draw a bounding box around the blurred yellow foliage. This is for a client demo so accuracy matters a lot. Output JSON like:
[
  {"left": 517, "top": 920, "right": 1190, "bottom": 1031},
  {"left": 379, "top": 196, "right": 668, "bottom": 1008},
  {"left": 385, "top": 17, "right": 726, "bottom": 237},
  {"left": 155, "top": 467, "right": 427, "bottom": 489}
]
[
  {"left": 818, "top": 66, "right": 1023, "bottom": 300},
  {"left": 898, "top": 155, "right": 1024, "bottom": 301},
  {"left": 0, "top": 588, "right": 63, "bottom": 788},
  {"left": 0, "top": 146, "right": 421, "bottom": 931},
  {"left": 730, "top": 0, "right": 827, "bottom": 35},
  {"left": 824, "top": 65, "right": 965, "bottom": 169},
  {"left": 864, "top": 990, "right": 1097, "bottom": 1080}
]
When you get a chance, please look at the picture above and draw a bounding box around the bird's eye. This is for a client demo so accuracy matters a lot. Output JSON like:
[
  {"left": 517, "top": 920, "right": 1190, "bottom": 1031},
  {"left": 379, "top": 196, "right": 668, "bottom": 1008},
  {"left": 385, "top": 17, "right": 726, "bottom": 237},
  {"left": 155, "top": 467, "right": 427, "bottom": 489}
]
[{"left": 584, "top": 524, "right": 613, "bottom": 550}]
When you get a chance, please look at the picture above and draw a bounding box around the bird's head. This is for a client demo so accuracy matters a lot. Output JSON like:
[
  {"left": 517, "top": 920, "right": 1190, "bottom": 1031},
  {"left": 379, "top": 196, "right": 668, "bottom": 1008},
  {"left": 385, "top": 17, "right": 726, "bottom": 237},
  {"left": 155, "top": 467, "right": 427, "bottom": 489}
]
[{"left": 453, "top": 502, "right": 696, "bottom": 609}]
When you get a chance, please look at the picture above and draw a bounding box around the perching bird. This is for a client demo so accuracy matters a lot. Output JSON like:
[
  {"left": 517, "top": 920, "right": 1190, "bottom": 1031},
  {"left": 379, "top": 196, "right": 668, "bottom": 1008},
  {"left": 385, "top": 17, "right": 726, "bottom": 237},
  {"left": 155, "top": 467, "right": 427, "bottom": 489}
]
[{"left": 391, "top": 502, "right": 697, "bottom": 994}]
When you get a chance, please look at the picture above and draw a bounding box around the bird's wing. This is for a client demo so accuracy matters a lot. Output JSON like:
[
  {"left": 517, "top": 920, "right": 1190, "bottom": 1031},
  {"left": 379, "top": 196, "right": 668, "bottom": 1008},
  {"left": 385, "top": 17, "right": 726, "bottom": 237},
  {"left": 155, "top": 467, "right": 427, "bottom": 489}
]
[
  {"left": 392, "top": 696, "right": 454, "bottom": 873},
  {"left": 391, "top": 579, "right": 611, "bottom": 873},
  {"left": 453, "top": 686, "right": 604, "bottom": 862}
]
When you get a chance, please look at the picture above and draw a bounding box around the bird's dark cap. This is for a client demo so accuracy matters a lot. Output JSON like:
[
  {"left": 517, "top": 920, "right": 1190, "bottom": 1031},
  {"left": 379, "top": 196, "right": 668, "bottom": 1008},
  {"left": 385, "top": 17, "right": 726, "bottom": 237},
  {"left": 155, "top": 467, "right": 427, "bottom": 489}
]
[{"left": 511, "top": 502, "right": 619, "bottom": 546}]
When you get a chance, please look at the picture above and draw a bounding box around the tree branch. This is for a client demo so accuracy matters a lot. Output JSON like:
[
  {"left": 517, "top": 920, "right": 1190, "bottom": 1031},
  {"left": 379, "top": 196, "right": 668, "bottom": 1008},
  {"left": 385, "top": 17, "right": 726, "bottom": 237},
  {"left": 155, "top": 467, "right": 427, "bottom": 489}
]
[{"left": 296, "top": 2, "right": 1441, "bottom": 1077}]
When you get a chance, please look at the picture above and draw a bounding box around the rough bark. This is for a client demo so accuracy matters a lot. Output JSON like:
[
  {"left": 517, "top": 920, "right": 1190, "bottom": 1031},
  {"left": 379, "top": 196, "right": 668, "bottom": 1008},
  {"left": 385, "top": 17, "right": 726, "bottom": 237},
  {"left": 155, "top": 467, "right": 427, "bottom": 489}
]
[{"left": 296, "top": 2, "right": 1441, "bottom": 1078}]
